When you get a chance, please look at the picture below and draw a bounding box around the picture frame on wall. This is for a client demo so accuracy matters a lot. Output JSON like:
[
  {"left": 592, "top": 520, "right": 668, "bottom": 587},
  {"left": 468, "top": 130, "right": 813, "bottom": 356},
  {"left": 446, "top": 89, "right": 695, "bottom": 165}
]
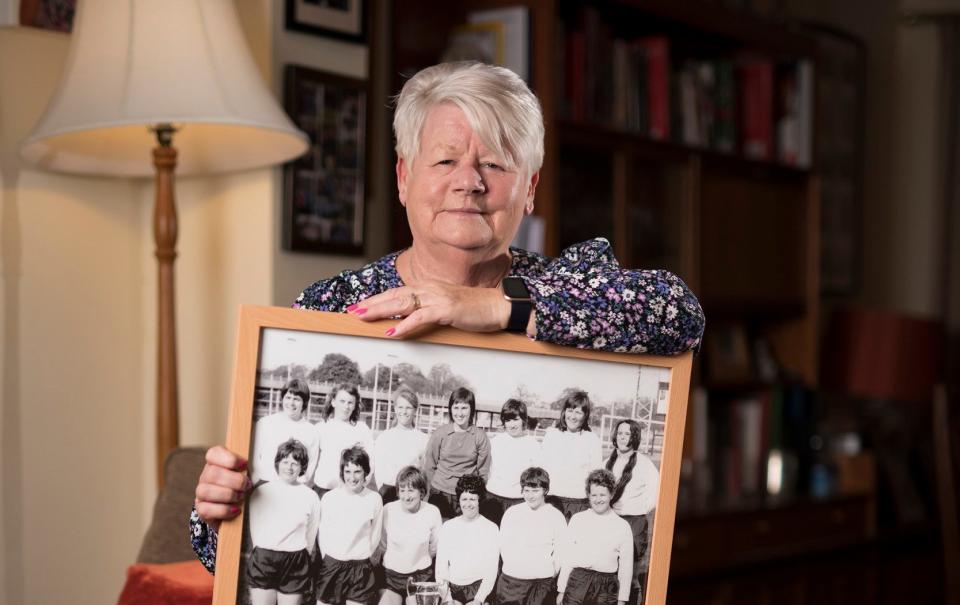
[
  {"left": 283, "top": 65, "right": 367, "bottom": 256},
  {"left": 18, "top": 0, "right": 76, "bottom": 32},
  {"left": 211, "top": 305, "right": 694, "bottom": 605},
  {"left": 285, "top": 0, "right": 367, "bottom": 43}
]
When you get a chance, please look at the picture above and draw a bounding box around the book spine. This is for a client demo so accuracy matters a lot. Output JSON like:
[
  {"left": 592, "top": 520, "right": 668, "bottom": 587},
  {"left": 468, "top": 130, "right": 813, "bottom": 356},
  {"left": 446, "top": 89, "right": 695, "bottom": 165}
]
[
  {"left": 739, "top": 59, "right": 774, "bottom": 160},
  {"left": 639, "top": 36, "right": 671, "bottom": 141},
  {"left": 713, "top": 60, "right": 737, "bottom": 153},
  {"left": 568, "top": 31, "right": 586, "bottom": 121}
]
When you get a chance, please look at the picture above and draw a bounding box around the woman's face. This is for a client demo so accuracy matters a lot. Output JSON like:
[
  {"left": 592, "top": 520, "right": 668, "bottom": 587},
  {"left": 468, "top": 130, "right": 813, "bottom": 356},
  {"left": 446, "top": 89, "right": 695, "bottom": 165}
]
[
  {"left": 395, "top": 397, "right": 416, "bottom": 428},
  {"left": 398, "top": 483, "right": 422, "bottom": 513},
  {"left": 503, "top": 416, "right": 525, "bottom": 438},
  {"left": 458, "top": 491, "right": 481, "bottom": 520},
  {"left": 521, "top": 485, "right": 546, "bottom": 510},
  {"left": 396, "top": 103, "right": 539, "bottom": 256},
  {"left": 564, "top": 405, "right": 585, "bottom": 432},
  {"left": 450, "top": 402, "right": 472, "bottom": 429},
  {"left": 331, "top": 389, "right": 357, "bottom": 421},
  {"left": 588, "top": 483, "right": 612, "bottom": 515},
  {"left": 616, "top": 423, "right": 634, "bottom": 453},
  {"left": 342, "top": 462, "right": 366, "bottom": 493},
  {"left": 277, "top": 455, "right": 302, "bottom": 484},
  {"left": 282, "top": 392, "right": 305, "bottom": 420}
]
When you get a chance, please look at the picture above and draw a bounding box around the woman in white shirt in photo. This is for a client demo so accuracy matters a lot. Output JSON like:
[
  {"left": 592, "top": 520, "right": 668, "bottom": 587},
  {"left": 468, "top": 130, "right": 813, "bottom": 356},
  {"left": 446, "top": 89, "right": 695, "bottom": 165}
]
[
  {"left": 315, "top": 446, "right": 384, "bottom": 605},
  {"left": 246, "top": 439, "right": 321, "bottom": 605},
  {"left": 377, "top": 466, "right": 443, "bottom": 605},
  {"left": 539, "top": 391, "right": 602, "bottom": 522},
  {"left": 603, "top": 420, "right": 659, "bottom": 604},
  {"left": 373, "top": 387, "right": 429, "bottom": 504},
  {"left": 251, "top": 378, "right": 320, "bottom": 485},
  {"left": 557, "top": 470, "right": 633, "bottom": 605},
  {"left": 484, "top": 399, "right": 540, "bottom": 524},
  {"left": 313, "top": 383, "right": 375, "bottom": 499}
]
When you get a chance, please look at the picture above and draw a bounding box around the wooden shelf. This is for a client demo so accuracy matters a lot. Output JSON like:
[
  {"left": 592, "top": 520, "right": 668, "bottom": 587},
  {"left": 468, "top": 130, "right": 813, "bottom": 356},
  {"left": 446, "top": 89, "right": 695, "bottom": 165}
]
[
  {"left": 602, "top": 0, "right": 818, "bottom": 58},
  {"left": 557, "top": 119, "right": 814, "bottom": 177}
]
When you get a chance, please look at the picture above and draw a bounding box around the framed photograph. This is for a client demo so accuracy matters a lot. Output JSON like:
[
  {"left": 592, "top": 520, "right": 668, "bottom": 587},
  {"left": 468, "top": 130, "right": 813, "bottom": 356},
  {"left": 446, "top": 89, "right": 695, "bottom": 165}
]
[
  {"left": 17, "top": 0, "right": 76, "bottom": 31},
  {"left": 283, "top": 65, "right": 367, "bottom": 255},
  {"left": 285, "top": 0, "right": 367, "bottom": 43},
  {"left": 213, "top": 305, "right": 693, "bottom": 605}
]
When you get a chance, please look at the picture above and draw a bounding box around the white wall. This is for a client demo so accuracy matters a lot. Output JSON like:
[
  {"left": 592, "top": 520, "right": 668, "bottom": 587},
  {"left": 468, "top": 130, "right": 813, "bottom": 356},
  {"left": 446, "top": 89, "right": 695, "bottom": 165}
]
[{"left": 1, "top": 26, "right": 148, "bottom": 605}]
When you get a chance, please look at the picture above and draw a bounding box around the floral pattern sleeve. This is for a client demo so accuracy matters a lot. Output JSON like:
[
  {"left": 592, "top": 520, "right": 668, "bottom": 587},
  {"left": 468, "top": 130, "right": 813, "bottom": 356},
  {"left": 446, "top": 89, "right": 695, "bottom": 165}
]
[
  {"left": 190, "top": 506, "right": 218, "bottom": 575},
  {"left": 520, "top": 238, "right": 704, "bottom": 354}
]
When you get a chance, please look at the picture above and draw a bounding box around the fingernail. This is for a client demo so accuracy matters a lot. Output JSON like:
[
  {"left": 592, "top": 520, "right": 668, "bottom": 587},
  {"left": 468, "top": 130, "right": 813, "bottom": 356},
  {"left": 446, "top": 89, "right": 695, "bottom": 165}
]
[
  {"left": 230, "top": 506, "right": 241, "bottom": 514},
  {"left": 237, "top": 459, "right": 248, "bottom": 471},
  {"left": 346, "top": 304, "right": 358, "bottom": 312},
  {"left": 354, "top": 307, "right": 367, "bottom": 316},
  {"left": 385, "top": 328, "right": 396, "bottom": 337}
]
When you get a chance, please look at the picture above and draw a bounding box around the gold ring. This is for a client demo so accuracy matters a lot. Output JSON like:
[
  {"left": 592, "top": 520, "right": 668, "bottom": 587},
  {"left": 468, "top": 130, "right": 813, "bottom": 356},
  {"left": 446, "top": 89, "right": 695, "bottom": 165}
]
[{"left": 411, "top": 292, "right": 421, "bottom": 311}]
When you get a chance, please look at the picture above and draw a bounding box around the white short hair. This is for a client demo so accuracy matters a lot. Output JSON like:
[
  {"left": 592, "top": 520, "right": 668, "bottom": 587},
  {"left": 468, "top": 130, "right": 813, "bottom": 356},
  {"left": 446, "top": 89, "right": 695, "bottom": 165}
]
[{"left": 393, "top": 62, "right": 545, "bottom": 177}]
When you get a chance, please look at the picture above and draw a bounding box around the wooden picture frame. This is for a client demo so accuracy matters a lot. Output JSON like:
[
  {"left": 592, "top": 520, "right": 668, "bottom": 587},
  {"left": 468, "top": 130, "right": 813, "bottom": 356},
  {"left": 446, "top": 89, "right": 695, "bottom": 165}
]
[
  {"left": 285, "top": 0, "right": 367, "bottom": 44},
  {"left": 213, "top": 305, "right": 693, "bottom": 605},
  {"left": 283, "top": 65, "right": 368, "bottom": 255}
]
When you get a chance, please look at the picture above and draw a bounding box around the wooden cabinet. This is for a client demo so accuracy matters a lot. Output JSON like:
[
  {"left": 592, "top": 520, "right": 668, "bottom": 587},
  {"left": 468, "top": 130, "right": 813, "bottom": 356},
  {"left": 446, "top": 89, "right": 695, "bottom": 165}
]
[{"left": 669, "top": 496, "right": 878, "bottom": 605}]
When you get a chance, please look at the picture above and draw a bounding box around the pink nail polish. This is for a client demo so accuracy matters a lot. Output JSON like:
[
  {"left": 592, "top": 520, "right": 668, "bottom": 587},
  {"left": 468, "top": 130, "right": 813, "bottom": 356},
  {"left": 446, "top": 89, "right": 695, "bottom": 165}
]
[
  {"left": 346, "top": 304, "right": 358, "bottom": 312},
  {"left": 385, "top": 328, "right": 396, "bottom": 337},
  {"left": 237, "top": 459, "right": 248, "bottom": 471},
  {"left": 354, "top": 307, "right": 368, "bottom": 316},
  {"left": 230, "top": 506, "right": 241, "bottom": 514}
]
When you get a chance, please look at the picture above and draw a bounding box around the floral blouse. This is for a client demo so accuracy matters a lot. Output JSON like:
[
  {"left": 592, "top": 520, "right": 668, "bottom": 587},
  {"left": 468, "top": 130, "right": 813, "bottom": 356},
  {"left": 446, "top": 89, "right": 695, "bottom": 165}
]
[{"left": 189, "top": 238, "right": 704, "bottom": 573}]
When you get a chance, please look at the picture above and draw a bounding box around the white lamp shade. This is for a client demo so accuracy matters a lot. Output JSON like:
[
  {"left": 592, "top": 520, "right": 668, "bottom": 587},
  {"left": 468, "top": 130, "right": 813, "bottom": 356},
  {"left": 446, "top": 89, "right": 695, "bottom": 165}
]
[{"left": 20, "top": 0, "right": 309, "bottom": 176}]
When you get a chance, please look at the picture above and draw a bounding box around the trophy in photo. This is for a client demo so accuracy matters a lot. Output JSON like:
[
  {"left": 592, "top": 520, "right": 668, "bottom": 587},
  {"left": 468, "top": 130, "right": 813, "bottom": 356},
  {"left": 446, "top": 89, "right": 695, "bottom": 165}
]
[{"left": 406, "top": 578, "right": 449, "bottom": 605}]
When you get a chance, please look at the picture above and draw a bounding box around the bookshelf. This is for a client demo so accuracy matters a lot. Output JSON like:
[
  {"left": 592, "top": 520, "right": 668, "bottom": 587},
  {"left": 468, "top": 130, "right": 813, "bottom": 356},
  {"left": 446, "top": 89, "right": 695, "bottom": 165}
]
[
  {"left": 384, "top": 2, "right": 918, "bottom": 602},
  {"left": 391, "top": 0, "right": 821, "bottom": 417}
]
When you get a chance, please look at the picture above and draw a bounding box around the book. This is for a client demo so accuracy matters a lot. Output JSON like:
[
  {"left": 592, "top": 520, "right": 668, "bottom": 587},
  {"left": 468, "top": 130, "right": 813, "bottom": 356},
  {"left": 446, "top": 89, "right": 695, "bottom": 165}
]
[
  {"left": 796, "top": 60, "right": 814, "bottom": 167},
  {"left": 678, "top": 65, "right": 701, "bottom": 146},
  {"left": 637, "top": 36, "right": 671, "bottom": 141},
  {"left": 566, "top": 31, "right": 586, "bottom": 121},
  {"left": 629, "top": 39, "right": 650, "bottom": 134},
  {"left": 738, "top": 57, "right": 774, "bottom": 160},
  {"left": 775, "top": 62, "right": 800, "bottom": 165},
  {"left": 712, "top": 60, "right": 737, "bottom": 152}
]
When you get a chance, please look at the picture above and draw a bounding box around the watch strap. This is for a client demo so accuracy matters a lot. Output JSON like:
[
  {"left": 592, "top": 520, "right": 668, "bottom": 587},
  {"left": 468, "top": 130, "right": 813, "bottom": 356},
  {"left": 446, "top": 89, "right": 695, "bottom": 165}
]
[{"left": 503, "top": 277, "right": 533, "bottom": 332}]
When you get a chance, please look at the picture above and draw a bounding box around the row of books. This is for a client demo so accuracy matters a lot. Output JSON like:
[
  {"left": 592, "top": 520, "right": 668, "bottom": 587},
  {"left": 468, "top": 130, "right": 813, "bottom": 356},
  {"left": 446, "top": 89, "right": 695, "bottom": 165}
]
[
  {"left": 558, "top": 21, "right": 813, "bottom": 167},
  {"left": 689, "top": 384, "right": 818, "bottom": 501}
]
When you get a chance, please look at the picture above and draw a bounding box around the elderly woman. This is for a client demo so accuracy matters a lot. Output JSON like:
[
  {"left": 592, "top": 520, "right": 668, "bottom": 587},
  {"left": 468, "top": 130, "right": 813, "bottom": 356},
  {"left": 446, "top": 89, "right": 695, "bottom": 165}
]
[{"left": 190, "top": 61, "right": 703, "bottom": 574}]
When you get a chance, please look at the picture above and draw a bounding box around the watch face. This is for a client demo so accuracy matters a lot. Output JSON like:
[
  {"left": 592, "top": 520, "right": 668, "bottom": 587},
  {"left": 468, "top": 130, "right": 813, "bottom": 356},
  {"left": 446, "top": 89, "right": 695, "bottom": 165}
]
[{"left": 502, "top": 277, "right": 531, "bottom": 300}]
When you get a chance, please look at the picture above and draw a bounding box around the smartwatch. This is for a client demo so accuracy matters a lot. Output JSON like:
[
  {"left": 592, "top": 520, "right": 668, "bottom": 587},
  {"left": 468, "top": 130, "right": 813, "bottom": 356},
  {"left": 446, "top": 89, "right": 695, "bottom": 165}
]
[{"left": 501, "top": 276, "right": 533, "bottom": 332}]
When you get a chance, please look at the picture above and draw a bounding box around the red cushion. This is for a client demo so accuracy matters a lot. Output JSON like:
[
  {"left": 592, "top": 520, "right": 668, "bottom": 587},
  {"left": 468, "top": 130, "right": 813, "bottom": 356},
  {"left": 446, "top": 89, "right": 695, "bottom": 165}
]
[{"left": 117, "top": 560, "right": 214, "bottom": 605}]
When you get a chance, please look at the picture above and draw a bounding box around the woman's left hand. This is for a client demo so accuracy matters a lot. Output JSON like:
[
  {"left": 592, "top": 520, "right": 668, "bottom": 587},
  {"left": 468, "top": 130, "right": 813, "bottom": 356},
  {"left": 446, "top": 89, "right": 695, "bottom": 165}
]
[{"left": 347, "top": 281, "right": 521, "bottom": 338}]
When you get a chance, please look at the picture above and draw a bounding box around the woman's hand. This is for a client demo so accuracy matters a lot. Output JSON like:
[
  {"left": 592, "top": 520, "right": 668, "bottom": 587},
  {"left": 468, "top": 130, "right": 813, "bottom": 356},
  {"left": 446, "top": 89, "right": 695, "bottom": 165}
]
[
  {"left": 348, "top": 282, "right": 521, "bottom": 338},
  {"left": 194, "top": 445, "right": 251, "bottom": 531}
]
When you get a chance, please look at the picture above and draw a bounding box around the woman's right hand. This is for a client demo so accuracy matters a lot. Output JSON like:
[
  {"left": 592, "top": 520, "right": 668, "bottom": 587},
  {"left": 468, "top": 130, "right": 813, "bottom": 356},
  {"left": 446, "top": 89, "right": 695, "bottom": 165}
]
[{"left": 194, "top": 445, "right": 252, "bottom": 532}]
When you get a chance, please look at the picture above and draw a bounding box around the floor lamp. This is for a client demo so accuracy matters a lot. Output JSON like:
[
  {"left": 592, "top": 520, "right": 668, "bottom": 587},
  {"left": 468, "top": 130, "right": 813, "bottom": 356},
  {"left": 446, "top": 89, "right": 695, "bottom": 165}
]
[{"left": 20, "top": 0, "right": 308, "bottom": 486}]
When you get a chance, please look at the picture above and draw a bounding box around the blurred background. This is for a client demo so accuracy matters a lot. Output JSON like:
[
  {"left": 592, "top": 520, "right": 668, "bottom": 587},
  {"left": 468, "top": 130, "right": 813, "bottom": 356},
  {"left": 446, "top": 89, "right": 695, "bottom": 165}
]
[{"left": 1, "top": 0, "right": 958, "bottom": 603}]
